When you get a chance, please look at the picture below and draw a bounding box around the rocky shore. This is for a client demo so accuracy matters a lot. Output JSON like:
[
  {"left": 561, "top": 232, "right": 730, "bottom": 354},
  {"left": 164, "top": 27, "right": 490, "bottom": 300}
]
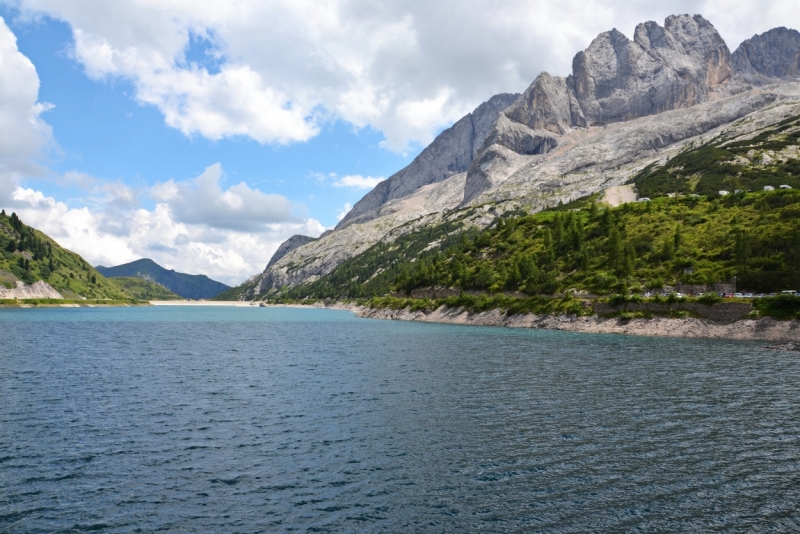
[{"left": 349, "top": 304, "right": 800, "bottom": 342}]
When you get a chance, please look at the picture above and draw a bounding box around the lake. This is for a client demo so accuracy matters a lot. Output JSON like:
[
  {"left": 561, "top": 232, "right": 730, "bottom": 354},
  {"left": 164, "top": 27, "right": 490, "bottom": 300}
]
[{"left": 1, "top": 306, "right": 798, "bottom": 532}]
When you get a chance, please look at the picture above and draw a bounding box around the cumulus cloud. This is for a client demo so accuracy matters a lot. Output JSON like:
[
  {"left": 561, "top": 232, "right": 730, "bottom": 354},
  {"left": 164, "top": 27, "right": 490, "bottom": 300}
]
[
  {"left": 14, "top": 1, "right": 799, "bottom": 151},
  {"left": 0, "top": 15, "right": 53, "bottom": 203},
  {"left": 149, "top": 163, "right": 298, "bottom": 232},
  {"left": 3, "top": 182, "right": 325, "bottom": 285},
  {"left": 333, "top": 174, "right": 385, "bottom": 189}
]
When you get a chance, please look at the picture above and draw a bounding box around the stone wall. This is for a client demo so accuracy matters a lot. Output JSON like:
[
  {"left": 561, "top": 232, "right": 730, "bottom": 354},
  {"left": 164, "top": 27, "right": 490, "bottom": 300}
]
[{"left": 594, "top": 301, "right": 752, "bottom": 323}]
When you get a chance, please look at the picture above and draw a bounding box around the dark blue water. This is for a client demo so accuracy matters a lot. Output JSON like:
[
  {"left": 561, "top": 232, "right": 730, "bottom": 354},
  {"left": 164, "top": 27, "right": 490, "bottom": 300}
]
[{"left": 1, "top": 306, "right": 798, "bottom": 532}]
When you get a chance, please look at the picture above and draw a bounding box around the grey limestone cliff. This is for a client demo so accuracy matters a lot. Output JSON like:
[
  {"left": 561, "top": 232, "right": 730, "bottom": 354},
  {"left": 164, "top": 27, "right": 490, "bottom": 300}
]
[
  {"left": 335, "top": 92, "right": 519, "bottom": 229},
  {"left": 266, "top": 235, "right": 317, "bottom": 269},
  {"left": 462, "top": 15, "right": 796, "bottom": 204},
  {"left": 732, "top": 27, "right": 800, "bottom": 81}
]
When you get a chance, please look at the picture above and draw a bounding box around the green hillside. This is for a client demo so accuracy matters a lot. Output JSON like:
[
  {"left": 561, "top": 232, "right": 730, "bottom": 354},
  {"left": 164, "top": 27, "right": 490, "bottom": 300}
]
[
  {"left": 634, "top": 113, "right": 800, "bottom": 198},
  {"left": 268, "top": 188, "right": 800, "bottom": 301},
  {"left": 107, "top": 277, "right": 183, "bottom": 300},
  {"left": 0, "top": 210, "right": 132, "bottom": 300}
]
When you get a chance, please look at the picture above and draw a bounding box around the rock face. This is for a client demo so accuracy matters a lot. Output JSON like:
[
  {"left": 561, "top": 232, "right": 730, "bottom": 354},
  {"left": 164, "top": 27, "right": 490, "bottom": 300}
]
[
  {"left": 266, "top": 235, "right": 317, "bottom": 269},
  {"left": 464, "top": 14, "right": 738, "bottom": 203},
  {"left": 335, "top": 92, "right": 519, "bottom": 229},
  {"left": 0, "top": 280, "right": 62, "bottom": 299},
  {"left": 732, "top": 27, "right": 800, "bottom": 81},
  {"left": 463, "top": 17, "right": 800, "bottom": 206},
  {"left": 248, "top": 172, "right": 489, "bottom": 297},
  {"left": 572, "top": 15, "right": 731, "bottom": 125}
]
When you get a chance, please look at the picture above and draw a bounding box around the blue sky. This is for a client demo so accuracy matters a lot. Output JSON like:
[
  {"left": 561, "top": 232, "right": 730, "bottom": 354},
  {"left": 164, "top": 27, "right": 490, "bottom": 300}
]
[
  {"left": 4, "top": 6, "right": 412, "bottom": 223},
  {"left": 0, "top": 0, "right": 794, "bottom": 285}
]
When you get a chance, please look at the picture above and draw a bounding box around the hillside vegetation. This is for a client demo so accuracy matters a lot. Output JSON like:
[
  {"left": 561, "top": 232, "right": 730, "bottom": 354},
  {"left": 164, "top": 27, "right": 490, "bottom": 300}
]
[
  {"left": 635, "top": 114, "right": 800, "bottom": 198},
  {"left": 0, "top": 211, "right": 133, "bottom": 300},
  {"left": 107, "top": 277, "right": 183, "bottom": 301},
  {"left": 268, "top": 188, "right": 800, "bottom": 301}
]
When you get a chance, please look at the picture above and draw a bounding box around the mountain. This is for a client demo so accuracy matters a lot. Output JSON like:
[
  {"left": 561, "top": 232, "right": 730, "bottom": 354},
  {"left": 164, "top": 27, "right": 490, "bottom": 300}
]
[
  {"left": 96, "top": 259, "right": 230, "bottom": 300},
  {"left": 106, "top": 277, "right": 183, "bottom": 301},
  {"left": 234, "top": 15, "right": 800, "bottom": 301},
  {"left": 0, "top": 210, "right": 132, "bottom": 300},
  {"left": 272, "top": 114, "right": 800, "bottom": 300}
]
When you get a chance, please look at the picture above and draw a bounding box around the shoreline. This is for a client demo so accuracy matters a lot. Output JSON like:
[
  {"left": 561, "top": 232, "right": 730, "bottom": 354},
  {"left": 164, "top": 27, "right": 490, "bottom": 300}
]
[
  {"left": 5, "top": 299, "right": 799, "bottom": 342},
  {"left": 349, "top": 304, "right": 800, "bottom": 342}
]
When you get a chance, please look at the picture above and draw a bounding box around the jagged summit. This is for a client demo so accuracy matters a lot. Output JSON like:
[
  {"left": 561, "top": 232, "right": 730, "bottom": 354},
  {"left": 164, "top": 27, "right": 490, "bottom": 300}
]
[{"left": 462, "top": 15, "right": 800, "bottom": 205}]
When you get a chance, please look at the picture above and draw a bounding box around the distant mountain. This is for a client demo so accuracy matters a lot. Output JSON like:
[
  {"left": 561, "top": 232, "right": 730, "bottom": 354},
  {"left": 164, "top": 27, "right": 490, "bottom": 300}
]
[{"left": 96, "top": 259, "right": 229, "bottom": 300}]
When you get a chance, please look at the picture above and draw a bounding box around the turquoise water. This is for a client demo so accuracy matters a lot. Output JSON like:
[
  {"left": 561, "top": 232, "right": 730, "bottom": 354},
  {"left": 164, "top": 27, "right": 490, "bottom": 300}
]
[{"left": 1, "top": 306, "right": 798, "bottom": 532}]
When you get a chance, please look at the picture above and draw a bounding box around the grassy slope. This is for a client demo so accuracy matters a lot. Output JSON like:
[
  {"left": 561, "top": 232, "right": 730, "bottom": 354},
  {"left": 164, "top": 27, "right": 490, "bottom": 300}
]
[
  {"left": 107, "top": 277, "right": 183, "bottom": 300},
  {"left": 0, "top": 211, "right": 133, "bottom": 300}
]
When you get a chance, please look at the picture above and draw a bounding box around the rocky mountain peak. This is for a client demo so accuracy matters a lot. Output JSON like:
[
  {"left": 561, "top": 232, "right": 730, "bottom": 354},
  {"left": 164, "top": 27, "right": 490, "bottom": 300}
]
[
  {"left": 732, "top": 27, "right": 800, "bottom": 81},
  {"left": 571, "top": 14, "right": 731, "bottom": 126}
]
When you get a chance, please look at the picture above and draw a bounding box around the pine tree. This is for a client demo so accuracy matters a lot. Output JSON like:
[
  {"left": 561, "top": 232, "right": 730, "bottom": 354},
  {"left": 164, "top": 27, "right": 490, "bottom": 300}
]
[{"left": 607, "top": 226, "right": 624, "bottom": 271}]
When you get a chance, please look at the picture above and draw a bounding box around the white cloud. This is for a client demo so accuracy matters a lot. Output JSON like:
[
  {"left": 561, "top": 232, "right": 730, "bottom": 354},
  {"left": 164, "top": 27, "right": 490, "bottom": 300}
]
[
  {"left": 150, "top": 163, "right": 298, "bottom": 232},
  {"left": 333, "top": 174, "right": 385, "bottom": 189},
  {"left": 14, "top": 1, "right": 799, "bottom": 151},
  {"left": 336, "top": 202, "right": 352, "bottom": 221},
  {"left": 0, "top": 15, "right": 53, "bottom": 203},
  {"left": 4, "top": 183, "right": 325, "bottom": 285}
]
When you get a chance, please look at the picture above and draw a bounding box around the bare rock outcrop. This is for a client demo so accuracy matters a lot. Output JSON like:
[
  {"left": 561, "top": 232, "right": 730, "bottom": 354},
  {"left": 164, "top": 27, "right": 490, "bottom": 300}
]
[
  {"left": 266, "top": 235, "right": 317, "bottom": 269},
  {"left": 0, "top": 280, "right": 63, "bottom": 299},
  {"left": 463, "top": 15, "right": 738, "bottom": 203},
  {"left": 732, "top": 27, "right": 800, "bottom": 81},
  {"left": 335, "top": 92, "right": 519, "bottom": 229}
]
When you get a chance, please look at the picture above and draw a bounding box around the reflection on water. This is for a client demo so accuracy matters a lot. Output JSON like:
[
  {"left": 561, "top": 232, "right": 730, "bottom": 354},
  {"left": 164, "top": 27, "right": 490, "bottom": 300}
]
[{"left": 1, "top": 306, "right": 798, "bottom": 532}]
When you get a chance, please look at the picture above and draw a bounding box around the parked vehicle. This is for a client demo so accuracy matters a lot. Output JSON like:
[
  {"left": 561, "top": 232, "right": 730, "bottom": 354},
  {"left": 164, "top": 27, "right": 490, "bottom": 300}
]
[
  {"left": 781, "top": 290, "right": 797, "bottom": 296},
  {"left": 769, "top": 293, "right": 777, "bottom": 297},
  {"left": 743, "top": 293, "right": 754, "bottom": 298},
  {"left": 734, "top": 293, "right": 744, "bottom": 298},
  {"left": 724, "top": 293, "right": 734, "bottom": 298}
]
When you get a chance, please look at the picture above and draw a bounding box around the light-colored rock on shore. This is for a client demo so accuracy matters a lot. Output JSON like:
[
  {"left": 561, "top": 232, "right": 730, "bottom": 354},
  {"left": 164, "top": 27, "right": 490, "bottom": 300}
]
[
  {"left": 354, "top": 305, "right": 800, "bottom": 342},
  {"left": 0, "top": 280, "right": 63, "bottom": 299}
]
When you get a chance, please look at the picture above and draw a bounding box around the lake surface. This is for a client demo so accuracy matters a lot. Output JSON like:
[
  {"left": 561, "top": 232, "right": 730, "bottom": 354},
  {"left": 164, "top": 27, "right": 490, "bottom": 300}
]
[{"left": 1, "top": 306, "right": 798, "bottom": 532}]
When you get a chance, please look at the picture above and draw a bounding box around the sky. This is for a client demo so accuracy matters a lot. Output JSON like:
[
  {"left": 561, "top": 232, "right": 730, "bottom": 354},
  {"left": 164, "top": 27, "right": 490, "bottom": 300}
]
[{"left": 0, "top": 1, "right": 797, "bottom": 285}]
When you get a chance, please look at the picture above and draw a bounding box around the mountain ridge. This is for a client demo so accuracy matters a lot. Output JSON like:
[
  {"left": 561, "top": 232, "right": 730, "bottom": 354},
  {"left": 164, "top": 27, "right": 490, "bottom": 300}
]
[{"left": 96, "top": 258, "right": 230, "bottom": 300}]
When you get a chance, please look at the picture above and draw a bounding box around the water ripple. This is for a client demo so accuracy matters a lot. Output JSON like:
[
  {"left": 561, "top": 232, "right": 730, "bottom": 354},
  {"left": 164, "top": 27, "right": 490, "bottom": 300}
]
[{"left": 0, "top": 306, "right": 798, "bottom": 532}]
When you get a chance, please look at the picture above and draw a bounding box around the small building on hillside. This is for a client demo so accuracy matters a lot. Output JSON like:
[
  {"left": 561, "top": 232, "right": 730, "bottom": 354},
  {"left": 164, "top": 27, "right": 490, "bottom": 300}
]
[
  {"left": 764, "top": 185, "right": 775, "bottom": 191},
  {"left": 719, "top": 190, "right": 730, "bottom": 196}
]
